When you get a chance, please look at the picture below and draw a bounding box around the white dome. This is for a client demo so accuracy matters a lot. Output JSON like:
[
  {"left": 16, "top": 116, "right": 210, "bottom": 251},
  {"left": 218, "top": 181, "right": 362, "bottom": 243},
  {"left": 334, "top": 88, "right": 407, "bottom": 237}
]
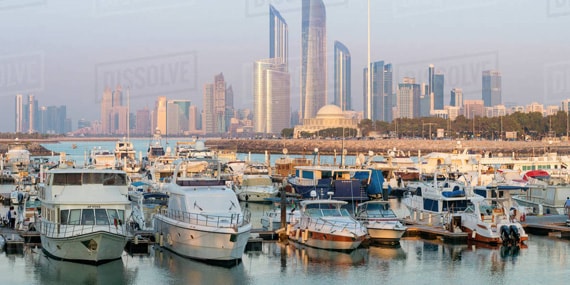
[{"left": 316, "top": 105, "right": 344, "bottom": 118}]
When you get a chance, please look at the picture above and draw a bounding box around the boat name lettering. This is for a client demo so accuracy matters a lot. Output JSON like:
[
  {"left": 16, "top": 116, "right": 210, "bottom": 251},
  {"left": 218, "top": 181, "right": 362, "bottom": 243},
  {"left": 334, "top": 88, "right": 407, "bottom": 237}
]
[{"left": 87, "top": 205, "right": 101, "bottom": 208}]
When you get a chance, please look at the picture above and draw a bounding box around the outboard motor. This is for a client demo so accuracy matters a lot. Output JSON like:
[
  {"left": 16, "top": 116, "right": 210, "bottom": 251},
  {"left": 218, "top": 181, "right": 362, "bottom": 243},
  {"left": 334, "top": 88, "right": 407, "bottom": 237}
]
[
  {"left": 509, "top": 225, "right": 520, "bottom": 243},
  {"left": 500, "top": 225, "right": 511, "bottom": 245}
]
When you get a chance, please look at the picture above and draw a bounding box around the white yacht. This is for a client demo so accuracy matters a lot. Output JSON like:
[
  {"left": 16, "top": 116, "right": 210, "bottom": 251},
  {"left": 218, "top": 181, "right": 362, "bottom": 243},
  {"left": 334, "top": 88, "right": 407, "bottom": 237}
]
[
  {"left": 38, "top": 168, "right": 131, "bottom": 264},
  {"left": 234, "top": 174, "right": 279, "bottom": 202},
  {"left": 153, "top": 159, "right": 252, "bottom": 265}
]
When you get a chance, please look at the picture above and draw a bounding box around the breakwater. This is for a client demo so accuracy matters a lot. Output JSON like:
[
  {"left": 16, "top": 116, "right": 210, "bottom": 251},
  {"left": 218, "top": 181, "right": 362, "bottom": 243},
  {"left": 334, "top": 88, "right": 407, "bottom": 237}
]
[{"left": 205, "top": 138, "right": 570, "bottom": 157}]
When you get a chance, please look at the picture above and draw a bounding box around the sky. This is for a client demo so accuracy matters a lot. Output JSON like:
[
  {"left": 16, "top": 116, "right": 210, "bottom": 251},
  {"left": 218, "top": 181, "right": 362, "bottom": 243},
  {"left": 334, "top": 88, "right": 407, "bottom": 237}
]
[{"left": 1, "top": 0, "right": 569, "bottom": 132}]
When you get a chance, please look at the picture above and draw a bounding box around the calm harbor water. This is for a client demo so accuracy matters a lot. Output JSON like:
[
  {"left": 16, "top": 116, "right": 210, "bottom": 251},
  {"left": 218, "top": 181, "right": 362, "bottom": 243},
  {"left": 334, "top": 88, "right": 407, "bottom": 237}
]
[{"left": 1, "top": 140, "right": 569, "bottom": 284}]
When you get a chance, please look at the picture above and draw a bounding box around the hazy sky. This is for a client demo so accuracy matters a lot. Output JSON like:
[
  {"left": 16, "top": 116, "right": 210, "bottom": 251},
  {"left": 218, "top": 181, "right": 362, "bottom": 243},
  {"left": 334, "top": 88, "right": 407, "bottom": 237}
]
[{"left": 1, "top": 0, "right": 569, "bottom": 132}]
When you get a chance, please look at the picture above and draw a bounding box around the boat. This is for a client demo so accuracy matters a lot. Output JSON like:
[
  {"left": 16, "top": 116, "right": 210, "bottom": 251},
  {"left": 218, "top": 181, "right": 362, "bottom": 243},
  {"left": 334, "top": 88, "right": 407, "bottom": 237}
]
[
  {"left": 87, "top": 147, "right": 116, "bottom": 169},
  {"left": 233, "top": 174, "right": 279, "bottom": 202},
  {"left": 402, "top": 171, "right": 481, "bottom": 224},
  {"left": 5, "top": 140, "right": 31, "bottom": 175},
  {"left": 354, "top": 200, "right": 407, "bottom": 244},
  {"left": 286, "top": 166, "right": 373, "bottom": 201},
  {"left": 37, "top": 168, "right": 132, "bottom": 264},
  {"left": 272, "top": 153, "right": 312, "bottom": 182},
  {"left": 143, "top": 132, "right": 166, "bottom": 169},
  {"left": 114, "top": 138, "right": 140, "bottom": 173},
  {"left": 287, "top": 198, "right": 367, "bottom": 251},
  {"left": 446, "top": 184, "right": 529, "bottom": 246},
  {"left": 260, "top": 197, "right": 300, "bottom": 231},
  {"left": 131, "top": 192, "right": 169, "bottom": 230},
  {"left": 153, "top": 158, "right": 252, "bottom": 265}
]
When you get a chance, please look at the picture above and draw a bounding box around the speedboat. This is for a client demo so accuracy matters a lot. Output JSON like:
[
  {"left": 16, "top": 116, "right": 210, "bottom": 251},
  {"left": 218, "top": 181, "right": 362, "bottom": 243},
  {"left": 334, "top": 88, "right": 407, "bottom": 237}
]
[
  {"left": 153, "top": 159, "right": 252, "bottom": 265},
  {"left": 287, "top": 196, "right": 367, "bottom": 251},
  {"left": 234, "top": 174, "right": 279, "bottom": 202},
  {"left": 131, "top": 192, "right": 169, "bottom": 231},
  {"left": 355, "top": 200, "right": 407, "bottom": 244},
  {"left": 38, "top": 168, "right": 131, "bottom": 264}
]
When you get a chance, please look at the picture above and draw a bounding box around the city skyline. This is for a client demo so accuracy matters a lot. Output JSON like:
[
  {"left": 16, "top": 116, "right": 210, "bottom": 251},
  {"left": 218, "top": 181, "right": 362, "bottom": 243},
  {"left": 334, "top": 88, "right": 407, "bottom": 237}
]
[{"left": 1, "top": 1, "right": 569, "bottom": 132}]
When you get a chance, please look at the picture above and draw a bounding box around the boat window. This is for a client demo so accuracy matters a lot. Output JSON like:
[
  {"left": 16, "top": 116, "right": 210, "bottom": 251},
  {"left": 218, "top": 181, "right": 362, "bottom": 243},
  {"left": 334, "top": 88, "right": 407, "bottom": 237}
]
[
  {"left": 53, "top": 173, "right": 82, "bottom": 185},
  {"left": 82, "top": 209, "right": 95, "bottom": 225},
  {"left": 107, "top": 209, "right": 119, "bottom": 224},
  {"left": 69, "top": 209, "right": 81, "bottom": 225},
  {"left": 83, "top": 173, "right": 104, "bottom": 184},
  {"left": 95, "top": 209, "right": 110, "bottom": 225},
  {"left": 60, "top": 210, "right": 69, "bottom": 225},
  {"left": 103, "top": 173, "right": 127, "bottom": 186},
  {"left": 118, "top": 209, "right": 125, "bottom": 221}
]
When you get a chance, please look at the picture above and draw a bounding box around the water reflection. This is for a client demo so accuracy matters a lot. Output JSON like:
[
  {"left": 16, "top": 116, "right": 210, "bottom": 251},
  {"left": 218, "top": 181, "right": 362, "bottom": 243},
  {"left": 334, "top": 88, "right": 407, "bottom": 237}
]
[
  {"left": 285, "top": 243, "right": 367, "bottom": 266},
  {"left": 152, "top": 248, "right": 250, "bottom": 285},
  {"left": 367, "top": 244, "right": 407, "bottom": 261},
  {"left": 35, "top": 255, "right": 127, "bottom": 285}
]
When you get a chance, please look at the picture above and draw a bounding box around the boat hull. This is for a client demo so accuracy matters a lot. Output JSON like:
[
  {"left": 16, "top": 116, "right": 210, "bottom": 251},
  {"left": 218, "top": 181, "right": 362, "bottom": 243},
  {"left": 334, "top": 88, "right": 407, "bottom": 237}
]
[
  {"left": 154, "top": 215, "right": 251, "bottom": 263},
  {"left": 40, "top": 230, "right": 128, "bottom": 264},
  {"left": 288, "top": 228, "right": 365, "bottom": 251},
  {"left": 366, "top": 225, "right": 407, "bottom": 242}
]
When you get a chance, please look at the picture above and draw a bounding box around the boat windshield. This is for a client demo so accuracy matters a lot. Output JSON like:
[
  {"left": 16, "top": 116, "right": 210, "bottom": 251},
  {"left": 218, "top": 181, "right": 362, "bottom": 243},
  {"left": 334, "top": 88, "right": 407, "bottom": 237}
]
[
  {"left": 306, "top": 207, "right": 350, "bottom": 217},
  {"left": 60, "top": 208, "right": 125, "bottom": 226},
  {"left": 52, "top": 172, "right": 127, "bottom": 186}
]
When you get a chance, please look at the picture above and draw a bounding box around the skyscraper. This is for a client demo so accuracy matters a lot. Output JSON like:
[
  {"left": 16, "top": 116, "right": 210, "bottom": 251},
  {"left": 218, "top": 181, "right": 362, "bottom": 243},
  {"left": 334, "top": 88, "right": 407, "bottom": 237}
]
[
  {"left": 100, "top": 86, "right": 124, "bottom": 135},
  {"left": 434, "top": 73, "right": 444, "bottom": 110},
  {"left": 383, "top": 64, "right": 393, "bottom": 122},
  {"left": 450, "top": 88, "right": 463, "bottom": 107},
  {"left": 428, "top": 64, "right": 435, "bottom": 111},
  {"left": 15, "top": 94, "right": 23, "bottom": 133},
  {"left": 203, "top": 83, "right": 215, "bottom": 134},
  {"left": 482, "top": 70, "right": 502, "bottom": 107},
  {"left": 333, "top": 41, "right": 351, "bottom": 111},
  {"left": 363, "top": 61, "right": 384, "bottom": 121},
  {"left": 154, "top": 96, "right": 167, "bottom": 135},
  {"left": 214, "top": 73, "right": 227, "bottom": 133},
  {"left": 254, "top": 58, "right": 290, "bottom": 134},
  {"left": 300, "top": 0, "right": 326, "bottom": 120},
  {"left": 253, "top": 5, "right": 291, "bottom": 134},
  {"left": 269, "top": 5, "right": 288, "bottom": 65},
  {"left": 397, "top": 77, "right": 421, "bottom": 119}
]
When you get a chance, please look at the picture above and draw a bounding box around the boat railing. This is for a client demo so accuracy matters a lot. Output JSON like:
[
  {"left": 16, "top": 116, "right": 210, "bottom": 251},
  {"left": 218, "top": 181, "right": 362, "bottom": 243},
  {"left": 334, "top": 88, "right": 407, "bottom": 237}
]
[
  {"left": 39, "top": 219, "right": 131, "bottom": 239},
  {"left": 162, "top": 209, "right": 251, "bottom": 229}
]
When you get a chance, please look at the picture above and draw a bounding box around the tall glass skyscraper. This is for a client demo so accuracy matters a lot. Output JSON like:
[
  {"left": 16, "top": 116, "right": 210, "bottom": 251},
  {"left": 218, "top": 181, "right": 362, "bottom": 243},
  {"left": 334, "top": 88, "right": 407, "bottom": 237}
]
[
  {"left": 333, "top": 41, "right": 350, "bottom": 111},
  {"left": 254, "top": 5, "right": 290, "bottom": 134},
  {"left": 269, "top": 5, "right": 288, "bottom": 66},
  {"left": 434, "top": 73, "right": 444, "bottom": 110},
  {"left": 428, "top": 64, "right": 435, "bottom": 111},
  {"left": 301, "top": 0, "right": 326, "bottom": 120},
  {"left": 482, "top": 70, "right": 501, "bottom": 107},
  {"left": 384, "top": 64, "right": 393, "bottom": 122},
  {"left": 363, "top": 61, "right": 384, "bottom": 121},
  {"left": 450, "top": 88, "right": 463, "bottom": 107}
]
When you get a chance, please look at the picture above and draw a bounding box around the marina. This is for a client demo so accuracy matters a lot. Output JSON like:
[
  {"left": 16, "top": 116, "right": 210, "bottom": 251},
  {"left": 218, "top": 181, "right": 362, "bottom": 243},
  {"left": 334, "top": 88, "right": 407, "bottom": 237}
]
[{"left": 2, "top": 138, "right": 570, "bottom": 284}]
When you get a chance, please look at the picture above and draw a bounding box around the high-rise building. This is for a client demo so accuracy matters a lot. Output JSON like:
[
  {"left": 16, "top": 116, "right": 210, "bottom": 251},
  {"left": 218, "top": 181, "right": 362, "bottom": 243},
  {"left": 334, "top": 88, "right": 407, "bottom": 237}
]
[
  {"left": 154, "top": 96, "right": 167, "bottom": 135},
  {"left": 214, "top": 73, "right": 227, "bottom": 133},
  {"left": 363, "top": 61, "right": 384, "bottom": 121},
  {"left": 434, "top": 73, "right": 444, "bottom": 110},
  {"left": 300, "top": 0, "right": 327, "bottom": 120},
  {"left": 397, "top": 77, "right": 421, "bottom": 119},
  {"left": 188, "top": 105, "right": 201, "bottom": 134},
  {"left": 135, "top": 108, "right": 151, "bottom": 136},
  {"left": 450, "top": 88, "right": 463, "bottom": 107},
  {"left": 269, "top": 5, "right": 288, "bottom": 65},
  {"left": 254, "top": 5, "right": 291, "bottom": 135},
  {"left": 254, "top": 58, "right": 291, "bottom": 134},
  {"left": 464, "top": 100, "right": 485, "bottom": 119},
  {"left": 383, "top": 64, "right": 393, "bottom": 122},
  {"left": 100, "top": 86, "right": 124, "bottom": 135},
  {"left": 334, "top": 41, "right": 351, "bottom": 111},
  {"left": 15, "top": 94, "right": 24, "bottom": 133},
  {"left": 203, "top": 83, "right": 215, "bottom": 134},
  {"left": 27, "top": 95, "right": 37, "bottom": 133},
  {"left": 482, "top": 70, "right": 502, "bottom": 107},
  {"left": 428, "top": 64, "right": 435, "bottom": 111},
  {"left": 167, "top": 100, "right": 191, "bottom": 136}
]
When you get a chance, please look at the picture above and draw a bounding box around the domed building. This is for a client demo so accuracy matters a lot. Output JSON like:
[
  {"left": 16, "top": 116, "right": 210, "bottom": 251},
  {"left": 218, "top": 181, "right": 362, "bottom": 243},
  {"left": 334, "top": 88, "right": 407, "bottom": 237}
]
[{"left": 293, "top": 105, "right": 361, "bottom": 138}]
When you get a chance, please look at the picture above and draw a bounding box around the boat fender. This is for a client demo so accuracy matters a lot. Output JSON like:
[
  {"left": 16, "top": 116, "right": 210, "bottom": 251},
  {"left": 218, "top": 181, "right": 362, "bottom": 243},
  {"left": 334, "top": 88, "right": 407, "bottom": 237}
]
[
  {"left": 295, "top": 229, "right": 300, "bottom": 240},
  {"left": 302, "top": 229, "right": 309, "bottom": 242},
  {"left": 286, "top": 224, "right": 292, "bottom": 236},
  {"left": 159, "top": 234, "right": 164, "bottom": 247},
  {"left": 471, "top": 230, "right": 476, "bottom": 239}
]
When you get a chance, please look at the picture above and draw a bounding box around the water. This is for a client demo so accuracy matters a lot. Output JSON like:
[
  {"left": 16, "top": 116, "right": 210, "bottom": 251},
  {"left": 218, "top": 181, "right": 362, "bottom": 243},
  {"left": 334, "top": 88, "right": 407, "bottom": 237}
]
[{"left": 1, "top": 140, "right": 568, "bottom": 284}]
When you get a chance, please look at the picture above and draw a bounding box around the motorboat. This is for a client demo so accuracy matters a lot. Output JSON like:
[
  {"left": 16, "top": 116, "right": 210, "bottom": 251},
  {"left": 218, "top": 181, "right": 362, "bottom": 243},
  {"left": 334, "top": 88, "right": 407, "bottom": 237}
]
[
  {"left": 131, "top": 192, "right": 169, "bottom": 231},
  {"left": 87, "top": 147, "right": 116, "bottom": 169},
  {"left": 287, "top": 197, "right": 367, "bottom": 251},
  {"left": 37, "top": 168, "right": 132, "bottom": 264},
  {"left": 446, "top": 184, "right": 528, "bottom": 245},
  {"left": 233, "top": 174, "right": 279, "bottom": 202},
  {"left": 114, "top": 139, "right": 140, "bottom": 173},
  {"left": 286, "top": 166, "right": 374, "bottom": 201},
  {"left": 355, "top": 200, "right": 407, "bottom": 244},
  {"left": 402, "top": 171, "right": 481, "bottom": 225},
  {"left": 153, "top": 159, "right": 252, "bottom": 265}
]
